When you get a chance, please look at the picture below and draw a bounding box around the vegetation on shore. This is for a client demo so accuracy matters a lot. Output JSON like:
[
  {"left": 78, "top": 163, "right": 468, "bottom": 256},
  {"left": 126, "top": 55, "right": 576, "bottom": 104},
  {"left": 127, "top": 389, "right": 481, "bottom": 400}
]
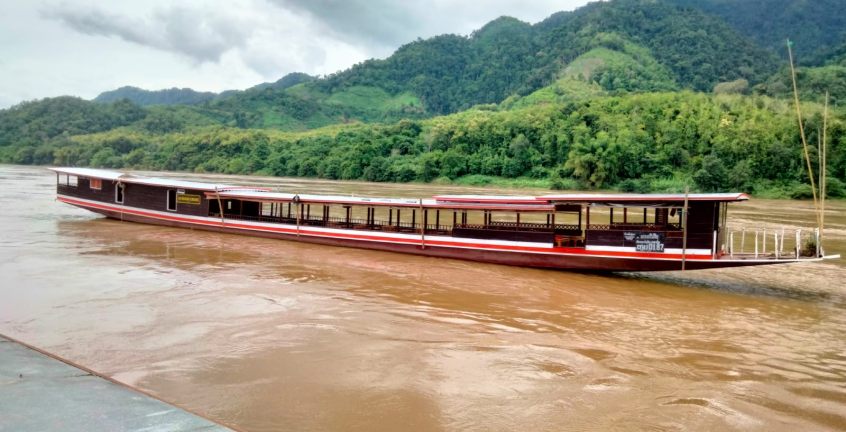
[{"left": 4, "top": 91, "right": 841, "bottom": 198}]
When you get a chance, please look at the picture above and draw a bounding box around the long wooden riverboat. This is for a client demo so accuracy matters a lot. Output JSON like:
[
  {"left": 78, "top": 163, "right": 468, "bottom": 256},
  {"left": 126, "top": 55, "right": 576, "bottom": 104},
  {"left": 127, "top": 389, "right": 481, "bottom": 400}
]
[{"left": 51, "top": 167, "right": 839, "bottom": 272}]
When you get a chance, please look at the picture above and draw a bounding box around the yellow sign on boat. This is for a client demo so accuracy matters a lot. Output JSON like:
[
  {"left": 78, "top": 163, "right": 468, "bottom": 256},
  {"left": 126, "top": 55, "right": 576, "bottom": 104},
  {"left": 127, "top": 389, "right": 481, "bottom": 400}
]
[{"left": 176, "top": 194, "right": 201, "bottom": 205}]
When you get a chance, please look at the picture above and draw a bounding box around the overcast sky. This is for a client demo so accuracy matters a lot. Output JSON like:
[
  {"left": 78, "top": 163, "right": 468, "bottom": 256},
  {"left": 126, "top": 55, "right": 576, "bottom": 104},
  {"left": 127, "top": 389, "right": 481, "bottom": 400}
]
[{"left": 0, "top": 0, "right": 592, "bottom": 109}]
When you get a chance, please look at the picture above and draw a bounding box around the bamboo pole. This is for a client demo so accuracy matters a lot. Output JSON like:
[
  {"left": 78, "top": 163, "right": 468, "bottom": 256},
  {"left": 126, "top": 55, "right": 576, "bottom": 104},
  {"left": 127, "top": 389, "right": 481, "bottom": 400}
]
[
  {"left": 787, "top": 39, "right": 821, "bottom": 230},
  {"left": 682, "top": 186, "right": 689, "bottom": 271},
  {"left": 821, "top": 91, "right": 828, "bottom": 254}
]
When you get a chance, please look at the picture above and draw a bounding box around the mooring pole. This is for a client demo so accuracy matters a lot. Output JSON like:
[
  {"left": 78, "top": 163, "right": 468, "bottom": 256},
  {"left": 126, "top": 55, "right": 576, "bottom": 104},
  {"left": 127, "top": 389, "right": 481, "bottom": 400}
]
[
  {"left": 788, "top": 39, "right": 821, "bottom": 230},
  {"left": 682, "top": 186, "right": 689, "bottom": 271},
  {"left": 821, "top": 92, "right": 829, "bottom": 255}
]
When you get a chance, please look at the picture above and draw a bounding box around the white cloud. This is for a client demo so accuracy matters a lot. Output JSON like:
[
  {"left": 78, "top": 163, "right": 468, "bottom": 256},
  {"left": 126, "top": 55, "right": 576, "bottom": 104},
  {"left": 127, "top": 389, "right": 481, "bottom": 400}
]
[
  {"left": 42, "top": 2, "right": 256, "bottom": 64},
  {"left": 0, "top": 0, "right": 590, "bottom": 108}
]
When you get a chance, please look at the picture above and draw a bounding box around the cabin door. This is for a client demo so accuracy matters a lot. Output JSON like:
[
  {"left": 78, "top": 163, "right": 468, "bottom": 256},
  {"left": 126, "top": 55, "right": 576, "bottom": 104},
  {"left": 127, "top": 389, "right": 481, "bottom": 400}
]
[
  {"left": 167, "top": 190, "right": 177, "bottom": 212},
  {"left": 115, "top": 183, "right": 124, "bottom": 204}
]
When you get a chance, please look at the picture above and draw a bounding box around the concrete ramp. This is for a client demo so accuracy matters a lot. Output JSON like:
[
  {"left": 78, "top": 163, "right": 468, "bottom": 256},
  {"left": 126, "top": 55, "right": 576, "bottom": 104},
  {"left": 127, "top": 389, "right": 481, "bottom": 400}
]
[{"left": 0, "top": 335, "right": 233, "bottom": 432}]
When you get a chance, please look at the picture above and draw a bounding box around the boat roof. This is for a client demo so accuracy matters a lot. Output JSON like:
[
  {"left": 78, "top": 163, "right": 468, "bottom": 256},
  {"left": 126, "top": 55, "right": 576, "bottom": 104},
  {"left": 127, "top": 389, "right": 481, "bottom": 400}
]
[
  {"left": 536, "top": 192, "right": 750, "bottom": 203},
  {"left": 433, "top": 192, "right": 749, "bottom": 205},
  {"left": 49, "top": 167, "right": 125, "bottom": 181},
  {"left": 48, "top": 167, "right": 262, "bottom": 192},
  {"left": 50, "top": 167, "right": 749, "bottom": 206}
]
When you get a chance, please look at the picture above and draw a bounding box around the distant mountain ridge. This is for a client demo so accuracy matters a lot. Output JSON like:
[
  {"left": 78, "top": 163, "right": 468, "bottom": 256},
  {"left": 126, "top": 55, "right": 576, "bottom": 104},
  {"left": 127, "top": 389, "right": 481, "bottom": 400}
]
[
  {"left": 94, "top": 72, "right": 316, "bottom": 106},
  {"left": 93, "top": 86, "right": 217, "bottom": 106}
]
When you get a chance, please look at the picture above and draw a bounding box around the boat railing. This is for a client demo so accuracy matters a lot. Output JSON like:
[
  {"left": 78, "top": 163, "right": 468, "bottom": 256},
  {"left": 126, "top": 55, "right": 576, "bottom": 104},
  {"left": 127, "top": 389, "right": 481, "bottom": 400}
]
[
  {"left": 211, "top": 213, "right": 453, "bottom": 234},
  {"left": 212, "top": 212, "right": 587, "bottom": 239},
  {"left": 723, "top": 227, "right": 822, "bottom": 260},
  {"left": 587, "top": 223, "right": 682, "bottom": 231},
  {"left": 456, "top": 222, "right": 580, "bottom": 233}
]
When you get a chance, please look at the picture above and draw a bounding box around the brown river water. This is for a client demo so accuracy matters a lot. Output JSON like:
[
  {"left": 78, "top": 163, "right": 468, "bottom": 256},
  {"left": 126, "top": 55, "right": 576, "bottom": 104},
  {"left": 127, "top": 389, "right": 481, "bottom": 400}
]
[{"left": 1, "top": 164, "right": 845, "bottom": 431}]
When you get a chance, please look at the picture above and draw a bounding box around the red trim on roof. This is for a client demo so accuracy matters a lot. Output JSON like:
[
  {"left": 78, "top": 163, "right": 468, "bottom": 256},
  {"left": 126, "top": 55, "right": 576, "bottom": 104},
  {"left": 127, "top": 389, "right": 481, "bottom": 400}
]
[
  {"left": 432, "top": 195, "right": 540, "bottom": 204},
  {"left": 536, "top": 193, "right": 750, "bottom": 203}
]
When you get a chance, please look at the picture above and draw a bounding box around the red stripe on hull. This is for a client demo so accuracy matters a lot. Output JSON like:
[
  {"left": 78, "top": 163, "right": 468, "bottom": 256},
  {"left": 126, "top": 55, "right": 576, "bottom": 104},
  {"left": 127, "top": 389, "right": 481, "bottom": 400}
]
[{"left": 58, "top": 197, "right": 790, "bottom": 271}]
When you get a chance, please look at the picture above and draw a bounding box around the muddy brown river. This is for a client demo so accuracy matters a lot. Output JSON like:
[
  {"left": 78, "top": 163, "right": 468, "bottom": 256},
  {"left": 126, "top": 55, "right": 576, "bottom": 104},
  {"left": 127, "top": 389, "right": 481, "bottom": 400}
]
[{"left": 1, "top": 164, "right": 845, "bottom": 431}]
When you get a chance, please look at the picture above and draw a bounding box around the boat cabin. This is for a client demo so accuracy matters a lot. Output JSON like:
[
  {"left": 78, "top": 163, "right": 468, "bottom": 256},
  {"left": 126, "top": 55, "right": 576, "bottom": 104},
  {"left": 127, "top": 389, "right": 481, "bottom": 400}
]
[{"left": 52, "top": 168, "right": 746, "bottom": 258}]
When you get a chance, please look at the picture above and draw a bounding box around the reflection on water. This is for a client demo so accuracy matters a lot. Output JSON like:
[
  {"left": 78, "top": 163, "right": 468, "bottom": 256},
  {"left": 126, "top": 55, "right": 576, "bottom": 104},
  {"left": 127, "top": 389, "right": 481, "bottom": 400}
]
[{"left": 1, "top": 165, "right": 845, "bottom": 432}]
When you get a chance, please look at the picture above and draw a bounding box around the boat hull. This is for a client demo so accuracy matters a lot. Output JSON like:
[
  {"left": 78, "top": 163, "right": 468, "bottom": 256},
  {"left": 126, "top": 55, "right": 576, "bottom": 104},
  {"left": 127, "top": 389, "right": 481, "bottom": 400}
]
[{"left": 58, "top": 195, "right": 810, "bottom": 272}]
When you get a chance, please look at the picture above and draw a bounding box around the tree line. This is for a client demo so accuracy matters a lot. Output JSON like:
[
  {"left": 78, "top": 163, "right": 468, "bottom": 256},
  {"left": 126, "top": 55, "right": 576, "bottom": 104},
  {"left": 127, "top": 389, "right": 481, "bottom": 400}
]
[{"left": 3, "top": 91, "right": 842, "bottom": 198}]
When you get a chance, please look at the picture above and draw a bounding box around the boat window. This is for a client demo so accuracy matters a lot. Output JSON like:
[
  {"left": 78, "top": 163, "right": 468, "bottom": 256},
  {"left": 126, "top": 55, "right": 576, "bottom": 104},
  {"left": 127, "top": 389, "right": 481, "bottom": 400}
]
[
  {"left": 67, "top": 175, "right": 77, "bottom": 187},
  {"left": 260, "top": 202, "right": 276, "bottom": 217},
  {"left": 167, "top": 189, "right": 177, "bottom": 212},
  {"left": 115, "top": 184, "right": 124, "bottom": 204},
  {"left": 89, "top": 178, "right": 102, "bottom": 190}
]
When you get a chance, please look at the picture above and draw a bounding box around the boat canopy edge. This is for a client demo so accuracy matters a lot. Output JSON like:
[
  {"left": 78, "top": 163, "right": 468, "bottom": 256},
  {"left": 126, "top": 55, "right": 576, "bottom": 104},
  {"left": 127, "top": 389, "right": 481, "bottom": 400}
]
[{"left": 50, "top": 167, "right": 751, "bottom": 205}]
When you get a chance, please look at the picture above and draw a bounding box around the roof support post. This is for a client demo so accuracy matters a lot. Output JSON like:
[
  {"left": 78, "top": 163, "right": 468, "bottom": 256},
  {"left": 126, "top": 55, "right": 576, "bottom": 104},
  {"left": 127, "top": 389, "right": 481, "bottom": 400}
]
[
  {"left": 345, "top": 205, "right": 351, "bottom": 228},
  {"left": 295, "top": 196, "right": 301, "bottom": 236},
  {"left": 420, "top": 199, "right": 426, "bottom": 249},
  {"left": 214, "top": 186, "right": 225, "bottom": 225},
  {"left": 712, "top": 230, "right": 717, "bottom": 259}
]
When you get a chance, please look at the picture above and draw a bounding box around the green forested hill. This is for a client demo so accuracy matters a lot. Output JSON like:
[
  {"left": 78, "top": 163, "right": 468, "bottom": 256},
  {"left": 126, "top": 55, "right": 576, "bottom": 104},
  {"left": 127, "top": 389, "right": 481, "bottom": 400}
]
[
  {"left": 16, "top": 0, "right": 780, "bottom": 132},
  {"left": 668, "top": 0, "right": 846, "bottom": 62},
  {"left": 1, "top": 0, "right": 845, "bottom": 197},
  {"left": 536, "top": 0, "right": 777, "bottom": 91},
  {"left": 317, "top": 0, "right": 776, "bottom": 114}
]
